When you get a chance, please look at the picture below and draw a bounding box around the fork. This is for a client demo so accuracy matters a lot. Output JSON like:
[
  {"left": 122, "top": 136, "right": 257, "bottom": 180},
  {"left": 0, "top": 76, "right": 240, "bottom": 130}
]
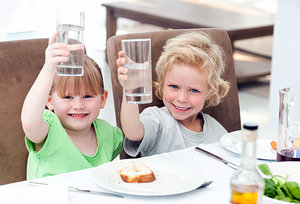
[
  {"left": 197, "top": 180, "right": 213, "bottom": 189},
  {"left": 28, "top": 181, "right": 123, "bottom": 198}
]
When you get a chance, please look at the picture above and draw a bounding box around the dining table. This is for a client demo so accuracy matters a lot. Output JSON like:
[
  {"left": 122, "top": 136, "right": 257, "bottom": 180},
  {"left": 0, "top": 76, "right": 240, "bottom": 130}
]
[
  {"left": 0, "top": 141, "right": 275, "bottom": 203},
  {"left": 102, "top": 0, "right": 274, "bottom": 49}
]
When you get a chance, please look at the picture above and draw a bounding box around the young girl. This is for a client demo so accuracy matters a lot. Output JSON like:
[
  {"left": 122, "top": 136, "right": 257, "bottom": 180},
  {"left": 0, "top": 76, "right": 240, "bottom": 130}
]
[
  {"left": 117, "top": 32, "right": 230, "bottom": 157},
  {"left": 21, "top": 32, "right": 123, "bottom": 179}
]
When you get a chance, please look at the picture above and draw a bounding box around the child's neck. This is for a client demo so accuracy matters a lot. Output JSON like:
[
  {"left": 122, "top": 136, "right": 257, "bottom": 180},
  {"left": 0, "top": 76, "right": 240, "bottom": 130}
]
[
  {"left": 180, "top": 114, "right": 203, "bottom": 132},
  {"left": 65, "top": 127, "right": 91, "bottom": 138},
  {"left": 66, "top": 126, "right": 98, "bottom": 156}
]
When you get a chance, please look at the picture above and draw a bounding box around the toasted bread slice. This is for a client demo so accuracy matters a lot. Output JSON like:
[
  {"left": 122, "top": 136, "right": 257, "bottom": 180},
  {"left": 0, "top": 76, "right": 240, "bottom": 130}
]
[{"left": 119, "top": 162, "right": 156, "bottom": 183}]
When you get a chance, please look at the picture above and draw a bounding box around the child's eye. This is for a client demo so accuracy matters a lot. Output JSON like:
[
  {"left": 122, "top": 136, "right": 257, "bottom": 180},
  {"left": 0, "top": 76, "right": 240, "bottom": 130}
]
[
  {"left": 190, "top": 89, "right": 199, "bottom": 93},
  {"left": 64, "top": 96, "right": 73, "bottom": 99},
  {"left": 83, "top": 95, "right": 92, "bottom": 99},
  {"left": 170, "top": 85, "right": 178, "bottom": 89}
]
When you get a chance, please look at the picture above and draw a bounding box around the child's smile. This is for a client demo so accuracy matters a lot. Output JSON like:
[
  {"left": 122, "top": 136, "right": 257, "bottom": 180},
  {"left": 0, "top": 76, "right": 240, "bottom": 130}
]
[
  {"left": 172, "top": 104, "right": 191, "bottom": 111},
  {"left": 162, "top": 63, "right": 210, "bottom": 127},
  {"left": 68, "top": 113, "right": 89, "bottom": 119},
  {"left": 47, "top": 92, "right": 104, "bottom": 132}
]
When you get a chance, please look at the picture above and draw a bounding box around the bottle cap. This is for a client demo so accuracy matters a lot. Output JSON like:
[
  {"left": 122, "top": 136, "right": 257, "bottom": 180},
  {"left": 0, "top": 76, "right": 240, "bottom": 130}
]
[{"left": 243, "top": 122, "right": 258, "bottom": 130}]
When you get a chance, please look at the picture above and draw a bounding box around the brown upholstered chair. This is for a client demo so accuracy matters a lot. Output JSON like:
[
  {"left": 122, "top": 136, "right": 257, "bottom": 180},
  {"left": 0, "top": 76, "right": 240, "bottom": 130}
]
[
  {"left": 106, "top": 28, "right": 241, "bottom": 159},
  {"left": 0, "top": 38, "right": 48, "bottom": 184}
]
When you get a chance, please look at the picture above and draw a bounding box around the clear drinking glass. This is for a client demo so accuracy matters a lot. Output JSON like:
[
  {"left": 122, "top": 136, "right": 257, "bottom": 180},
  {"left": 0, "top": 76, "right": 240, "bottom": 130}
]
[
  {"left": 56, "top": 9, "right": 85, "bottom": 76},
  {"left": 121, "top": 39, "right": 152, "bottom": 104},
  {"left": 277, "top": 86, "right": 300, "bottom": 161}
]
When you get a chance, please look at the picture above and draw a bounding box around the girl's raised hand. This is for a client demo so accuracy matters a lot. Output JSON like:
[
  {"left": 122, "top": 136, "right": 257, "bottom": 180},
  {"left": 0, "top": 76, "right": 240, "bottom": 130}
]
[
  {"left": 44, "top": 32, "right": 69, "bottom": 72},
  {"left": 117, "top": 51, "right": 128, "bottom": 87}
]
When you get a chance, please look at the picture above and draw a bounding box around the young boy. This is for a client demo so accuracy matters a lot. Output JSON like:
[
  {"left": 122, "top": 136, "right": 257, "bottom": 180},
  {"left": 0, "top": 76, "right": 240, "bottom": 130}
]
[{"left": 117, "top": 32, "right": 230, "bottom": 157}]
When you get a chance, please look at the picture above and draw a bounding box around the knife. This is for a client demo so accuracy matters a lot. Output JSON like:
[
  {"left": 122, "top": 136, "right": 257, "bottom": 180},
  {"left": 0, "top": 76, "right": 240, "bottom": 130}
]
[
  {"left": 28, "top": 181, "right": 124, "bottom": 198},
  {"left": 195, "top": 147, "right": 239, "bottom": 170}
]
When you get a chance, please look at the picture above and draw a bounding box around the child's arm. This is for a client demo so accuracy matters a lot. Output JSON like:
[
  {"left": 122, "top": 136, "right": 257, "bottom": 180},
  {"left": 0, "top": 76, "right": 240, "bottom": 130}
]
[
  {"left": 117, "top": 51, "right": 144, "bottom": 141},
  {"left": 21, "top": 32, "right": 69, "bottom": 144}
]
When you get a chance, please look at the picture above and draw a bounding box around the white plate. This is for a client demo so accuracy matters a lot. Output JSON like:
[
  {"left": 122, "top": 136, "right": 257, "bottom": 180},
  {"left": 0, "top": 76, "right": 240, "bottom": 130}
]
[
  {"left": 91, "top": 158, "right": 205, "bottom": 196},
  {"left": 262, "top": 162, "right": 300, "bottom": 203},
  {"left": 220, "top": 130, "right": 276, "bottom": 160}
]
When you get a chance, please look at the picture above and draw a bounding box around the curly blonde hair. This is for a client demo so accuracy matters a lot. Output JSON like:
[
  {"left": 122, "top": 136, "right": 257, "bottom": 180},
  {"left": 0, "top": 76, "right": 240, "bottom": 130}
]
[
  {"left": 50, "top": 55, "right": 105, "bottom": 97},
  {"left": 154, "top": 32, "right": 230, "bottom": 108}
]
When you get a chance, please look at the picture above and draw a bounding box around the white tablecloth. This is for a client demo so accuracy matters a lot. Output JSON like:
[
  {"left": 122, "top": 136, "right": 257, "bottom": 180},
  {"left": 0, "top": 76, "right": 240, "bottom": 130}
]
[{"left": 0, "top": 143, "right": 273, "bottom": 204}]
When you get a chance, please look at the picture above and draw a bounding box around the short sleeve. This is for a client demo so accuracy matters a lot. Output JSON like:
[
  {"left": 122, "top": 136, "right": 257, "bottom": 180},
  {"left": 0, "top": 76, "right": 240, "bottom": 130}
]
[
  {"left": 25, "top": 110, "right": 67, "bottom": 156},
  {"left": 123, "top": 107, "right": 161, "bottom": 156},
  {"left": 111, "top": 126, "right": 123, "bottom": 159}
]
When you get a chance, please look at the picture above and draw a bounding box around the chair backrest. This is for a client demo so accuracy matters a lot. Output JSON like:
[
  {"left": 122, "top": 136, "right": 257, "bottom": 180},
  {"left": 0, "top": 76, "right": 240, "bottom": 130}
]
[
  {"left": 0, "top": 38, "right": 48, "bottom": 184},
  {"left": 106, "top": 28, "right": 241, "bottom": 158}
]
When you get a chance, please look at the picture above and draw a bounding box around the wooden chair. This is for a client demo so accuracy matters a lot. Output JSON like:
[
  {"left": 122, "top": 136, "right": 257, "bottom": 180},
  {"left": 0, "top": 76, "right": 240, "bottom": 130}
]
[
  {"left": 106, "top": 28, "right": 241, "bottom": 159},
  {"left": 0, "top": 38, "right": 48, "bottom": 184}
]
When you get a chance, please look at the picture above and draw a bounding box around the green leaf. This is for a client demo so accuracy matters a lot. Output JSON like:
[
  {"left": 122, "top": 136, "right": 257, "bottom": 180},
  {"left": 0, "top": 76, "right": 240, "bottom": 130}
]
[
  {"left": 286, "top": 182, "right": 300, "bottom": 200},
  {"left": 276, "top": 186, "right": 286, "bottom": 197},
  {"left": 274, "top": 195, "right": 293, "bottom": 202},
  {"left": 264, "top": 178, "right": 277, "bottom": 198},
  {"left": 258, "top": 163, "right": 273, "bottom": 176},
  {"left": 282, "top": 184, "right": 293, "bottom": 198}
]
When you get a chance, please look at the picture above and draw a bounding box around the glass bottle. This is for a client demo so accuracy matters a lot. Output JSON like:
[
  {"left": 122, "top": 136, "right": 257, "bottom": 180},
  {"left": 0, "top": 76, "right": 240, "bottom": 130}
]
[{"left": 230, "top": 123, "right": 265, "bottom": 204}]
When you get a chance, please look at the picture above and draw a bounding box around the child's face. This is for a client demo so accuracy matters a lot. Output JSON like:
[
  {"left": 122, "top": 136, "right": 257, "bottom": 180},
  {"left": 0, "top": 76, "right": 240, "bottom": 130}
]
[
  {"left": 46, "top": 90, "right": 108, "bottom": 132},
  {"left": 162, "top": 63, "right": 210, "bottom": 123}
]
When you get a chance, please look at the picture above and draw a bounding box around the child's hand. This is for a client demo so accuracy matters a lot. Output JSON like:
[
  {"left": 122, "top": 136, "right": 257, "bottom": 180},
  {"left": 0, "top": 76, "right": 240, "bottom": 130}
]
[
  {"left": 117, "top": 51, "right": 128, "bottom": 87},
  {"left": 44, "top": 32, "right": 69, "bottom": 73}
]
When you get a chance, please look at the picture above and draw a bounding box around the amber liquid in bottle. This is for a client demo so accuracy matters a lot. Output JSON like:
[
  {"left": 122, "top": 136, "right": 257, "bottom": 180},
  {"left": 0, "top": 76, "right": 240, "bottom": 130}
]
[
  {"left": 231, "top": 185, "right": 260, "bottom": 204},
  {"left": 230, "top": 123, "right": 264, "bottom": 204}
]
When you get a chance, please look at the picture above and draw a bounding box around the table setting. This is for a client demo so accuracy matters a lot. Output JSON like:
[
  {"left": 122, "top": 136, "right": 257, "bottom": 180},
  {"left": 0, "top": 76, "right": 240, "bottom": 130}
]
[
  {"left": 0, "top": 136, "right": 299, "bottom": 204},
  {"left": 0, "top": 143, "right": 236, "bottom": 203},
  {"left": 0, "top": 139, "right": 294, "bottom": 204}
]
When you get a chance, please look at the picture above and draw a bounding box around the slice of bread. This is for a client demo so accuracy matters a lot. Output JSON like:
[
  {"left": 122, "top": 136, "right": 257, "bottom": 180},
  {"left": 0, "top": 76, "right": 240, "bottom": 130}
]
[{"left": 119, "top": 162, "right": 156, "bottom": 183}]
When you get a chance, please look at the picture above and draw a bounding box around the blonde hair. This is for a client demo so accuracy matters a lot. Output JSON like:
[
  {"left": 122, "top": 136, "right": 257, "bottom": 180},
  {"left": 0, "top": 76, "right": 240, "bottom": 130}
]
[
  {"left": 154, "top": 32, "right": 230, "bottom": 108},
  {"left": 50, "top": 55, "right": 104, "bottom": 97}
]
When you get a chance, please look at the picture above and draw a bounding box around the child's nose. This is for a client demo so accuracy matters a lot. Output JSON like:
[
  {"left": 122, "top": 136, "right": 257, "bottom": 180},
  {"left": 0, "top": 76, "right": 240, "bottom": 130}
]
[
  {"left": 72, "top": 98, "right": 85, "bottom": 109},
  {"left": 178, "top": 91, "right": 188, "bottom": 102}
]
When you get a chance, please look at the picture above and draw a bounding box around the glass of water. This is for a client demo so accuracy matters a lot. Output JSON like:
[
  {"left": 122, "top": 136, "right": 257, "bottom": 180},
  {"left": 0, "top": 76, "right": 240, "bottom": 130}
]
[
  {"left": 56, "top": 9, "right": 85, "bottom": 76},
  {"left": 121, "top": 39, "right": 152, "bottom": 104}
]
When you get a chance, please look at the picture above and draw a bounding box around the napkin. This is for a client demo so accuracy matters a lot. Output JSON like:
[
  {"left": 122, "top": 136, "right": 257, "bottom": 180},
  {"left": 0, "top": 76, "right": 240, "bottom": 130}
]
[{"left": 0, "top": 184, "right": 68, "bottom": 204}]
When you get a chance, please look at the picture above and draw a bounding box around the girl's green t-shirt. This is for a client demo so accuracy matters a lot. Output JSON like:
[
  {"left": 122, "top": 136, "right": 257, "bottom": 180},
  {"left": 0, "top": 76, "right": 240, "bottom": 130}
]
[{"left": 25, "top": 110, "right": 123, "bottom": 180}]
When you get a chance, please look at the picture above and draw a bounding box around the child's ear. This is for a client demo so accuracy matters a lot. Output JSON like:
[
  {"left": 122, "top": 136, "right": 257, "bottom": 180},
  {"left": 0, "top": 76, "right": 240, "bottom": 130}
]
[
  {"left": 46, "top": 96, "right": 54, "bottom": 110},
  {"left": 100, "top": 90, "right": 108, "bottom": 109}
]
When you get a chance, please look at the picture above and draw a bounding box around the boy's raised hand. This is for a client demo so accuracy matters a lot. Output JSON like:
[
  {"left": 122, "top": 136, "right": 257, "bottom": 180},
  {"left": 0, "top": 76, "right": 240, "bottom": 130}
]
[
  {"left": 117, "top": 51, "right": 128, "bottom": 87},
  {"left": 44, "top": 32, "right": 69, "bottom": 73}
]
